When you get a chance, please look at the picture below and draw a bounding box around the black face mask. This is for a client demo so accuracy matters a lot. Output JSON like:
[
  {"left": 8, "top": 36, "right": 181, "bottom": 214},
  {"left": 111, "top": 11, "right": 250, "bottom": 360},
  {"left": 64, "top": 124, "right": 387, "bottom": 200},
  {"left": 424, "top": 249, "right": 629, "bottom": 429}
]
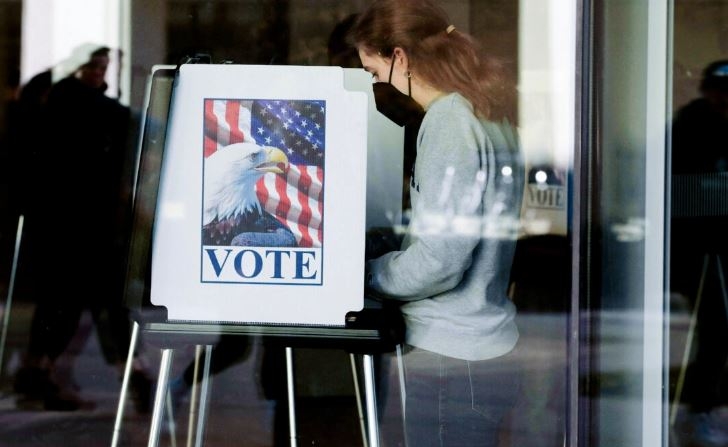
[{"left": 373, "top": 57, "right": 425, "bottom": 127}]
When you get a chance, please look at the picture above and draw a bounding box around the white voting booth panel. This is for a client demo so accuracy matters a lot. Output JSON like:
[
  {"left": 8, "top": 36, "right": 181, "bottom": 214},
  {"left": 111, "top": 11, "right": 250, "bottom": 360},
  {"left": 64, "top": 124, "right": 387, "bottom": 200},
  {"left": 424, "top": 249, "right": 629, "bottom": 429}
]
[
  {"left": 150, "top": 65, "right": 402, "bottom": 326},
  {"left": 343, "top": 68, "right": 405, "bottom": 231}
]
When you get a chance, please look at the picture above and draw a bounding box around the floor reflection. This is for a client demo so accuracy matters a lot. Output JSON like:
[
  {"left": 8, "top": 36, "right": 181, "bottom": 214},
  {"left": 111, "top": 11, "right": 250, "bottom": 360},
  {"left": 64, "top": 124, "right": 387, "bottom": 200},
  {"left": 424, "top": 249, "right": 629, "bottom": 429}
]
[{"left": 0, "top": 298, "right": 573, "bottom": 446}]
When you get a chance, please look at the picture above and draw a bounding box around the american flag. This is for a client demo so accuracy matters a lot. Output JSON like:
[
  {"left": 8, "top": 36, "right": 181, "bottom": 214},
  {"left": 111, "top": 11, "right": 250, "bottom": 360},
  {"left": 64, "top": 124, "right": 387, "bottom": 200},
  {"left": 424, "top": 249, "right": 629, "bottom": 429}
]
[{"left": 203, "top": 98, "right": 325, "bottom": 247}]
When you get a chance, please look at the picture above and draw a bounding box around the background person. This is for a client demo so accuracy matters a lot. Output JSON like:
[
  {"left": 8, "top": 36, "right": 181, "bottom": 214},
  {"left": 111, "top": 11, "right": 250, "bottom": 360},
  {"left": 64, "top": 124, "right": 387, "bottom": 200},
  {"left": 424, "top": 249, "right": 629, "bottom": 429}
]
[
  {"left": 671, "top": 60, "right": 728, "bottom": 445},
  {"left": 13, "top": 46, "right": 149, "bottom": 411}
]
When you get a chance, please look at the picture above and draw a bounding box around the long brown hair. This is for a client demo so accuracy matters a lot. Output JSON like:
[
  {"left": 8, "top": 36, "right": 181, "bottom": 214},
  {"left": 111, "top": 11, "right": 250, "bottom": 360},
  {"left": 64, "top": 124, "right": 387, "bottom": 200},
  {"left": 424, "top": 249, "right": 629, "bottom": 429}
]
[{"left": 351, "top": 0, "right": 512, "bottom": 121}]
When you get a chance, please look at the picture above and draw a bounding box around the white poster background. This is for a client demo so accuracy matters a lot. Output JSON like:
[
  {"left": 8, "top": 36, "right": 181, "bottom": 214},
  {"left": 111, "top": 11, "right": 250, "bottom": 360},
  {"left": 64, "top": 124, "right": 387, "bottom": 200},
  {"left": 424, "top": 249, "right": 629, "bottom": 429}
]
[{"left": 151, "top": 64, "right": 369, "bottom": 326}]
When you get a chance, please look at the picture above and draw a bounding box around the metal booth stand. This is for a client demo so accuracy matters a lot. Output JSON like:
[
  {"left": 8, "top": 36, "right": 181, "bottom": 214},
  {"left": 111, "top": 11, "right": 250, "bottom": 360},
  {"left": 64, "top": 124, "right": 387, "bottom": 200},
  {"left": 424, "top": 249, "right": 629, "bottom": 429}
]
[{"left": 112, "top": 309, "right": 404, "bottom": 447}]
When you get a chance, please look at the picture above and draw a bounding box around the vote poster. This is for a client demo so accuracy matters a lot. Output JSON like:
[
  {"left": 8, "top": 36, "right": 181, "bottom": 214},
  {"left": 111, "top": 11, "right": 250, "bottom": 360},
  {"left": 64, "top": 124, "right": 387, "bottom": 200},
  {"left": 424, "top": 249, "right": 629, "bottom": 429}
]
[{"left": 200, "top": 98, "right": 326, "bottom": 286}]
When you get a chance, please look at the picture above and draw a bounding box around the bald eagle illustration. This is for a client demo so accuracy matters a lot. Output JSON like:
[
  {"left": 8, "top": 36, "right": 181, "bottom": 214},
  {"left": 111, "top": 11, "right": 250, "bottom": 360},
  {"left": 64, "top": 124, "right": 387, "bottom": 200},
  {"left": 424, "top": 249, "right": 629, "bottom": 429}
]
[{"left": 202, "top": 142, "right": 296, "bottom": 247}]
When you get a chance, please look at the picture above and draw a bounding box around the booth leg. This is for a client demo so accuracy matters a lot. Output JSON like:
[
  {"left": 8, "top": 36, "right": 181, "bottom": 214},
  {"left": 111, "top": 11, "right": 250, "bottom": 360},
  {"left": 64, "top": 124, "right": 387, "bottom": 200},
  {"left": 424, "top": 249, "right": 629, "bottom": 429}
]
[
  {"left": 362, "top": 354, "right": 380, "bottom": 447},
  {"left": 0, "top": 214, "right": 24, "bottom": 379},
  {"left": 285, "top": 347, "right": 297, "bottom": 447},
  {"left": 717, "top": 255, "right": 728, "bottom": 322},
  {"left": 165, "top": 390, "right": 178, "bottom": 447},
  {"left": 111, "top": 321, "right": 140, "bottom": 447},
  {"left": 186, "top": 345, "right": 203, "bottom": 447},
  {"left": 670, "top": 255, "right": 709, "bottom": 425},
  {"left": 395, "top": 344, "right": 408, "bottom": 447},
  {"left": 149, "top": 349, "right": 174, "bottom": 447},
  {"left": 194, "top": 345, "right": 213, "bottom": 447},
  {"left": 350, "top": 354, "right": 369, "bottom": 447}
]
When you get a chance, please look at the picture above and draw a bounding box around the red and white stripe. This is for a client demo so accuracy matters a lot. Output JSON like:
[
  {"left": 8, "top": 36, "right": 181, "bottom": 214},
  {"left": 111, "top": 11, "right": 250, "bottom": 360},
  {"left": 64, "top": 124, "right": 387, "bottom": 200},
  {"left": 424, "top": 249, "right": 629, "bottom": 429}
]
[
  {"left": 204, "top": 99, "right": 253, "bottom": 157},
  {"left": 257, "top": 165, "right": 324, "bottom": 247}
]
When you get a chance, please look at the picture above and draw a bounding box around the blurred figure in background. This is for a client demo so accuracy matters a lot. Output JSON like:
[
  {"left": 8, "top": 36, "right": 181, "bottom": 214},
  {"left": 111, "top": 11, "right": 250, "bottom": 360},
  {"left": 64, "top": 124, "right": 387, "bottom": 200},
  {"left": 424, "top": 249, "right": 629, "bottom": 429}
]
[
  {"left": 671, "top": 60, "right": 728, "bottom": 446},
  {"left": 13, "top": 46, "right": 149, "bottom": 411}
]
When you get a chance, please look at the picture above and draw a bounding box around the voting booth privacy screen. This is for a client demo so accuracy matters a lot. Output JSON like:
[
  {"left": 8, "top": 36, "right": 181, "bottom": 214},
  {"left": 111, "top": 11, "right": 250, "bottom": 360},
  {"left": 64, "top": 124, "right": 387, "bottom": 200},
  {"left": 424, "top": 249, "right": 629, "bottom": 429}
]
[{"left": 139, "top": 64, "right": 402, "bottom": 326}]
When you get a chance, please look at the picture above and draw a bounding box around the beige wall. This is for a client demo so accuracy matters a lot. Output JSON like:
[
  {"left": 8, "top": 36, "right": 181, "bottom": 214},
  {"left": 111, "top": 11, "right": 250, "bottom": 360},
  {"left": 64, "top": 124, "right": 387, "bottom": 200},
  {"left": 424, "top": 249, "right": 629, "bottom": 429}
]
[
  {"left": 130, "top": 0, "right": 167, "bottom": 111},
  {"left": 673, "top": 0, "right": 728, "bottom": 110}
]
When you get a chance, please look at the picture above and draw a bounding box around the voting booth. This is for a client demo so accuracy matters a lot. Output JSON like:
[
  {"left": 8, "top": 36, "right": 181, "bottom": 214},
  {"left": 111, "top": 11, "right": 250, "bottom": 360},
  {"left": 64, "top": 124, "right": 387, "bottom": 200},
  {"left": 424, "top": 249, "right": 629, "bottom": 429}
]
[{"left": 112, "top": 61, "right": 405, "bottom": 447}]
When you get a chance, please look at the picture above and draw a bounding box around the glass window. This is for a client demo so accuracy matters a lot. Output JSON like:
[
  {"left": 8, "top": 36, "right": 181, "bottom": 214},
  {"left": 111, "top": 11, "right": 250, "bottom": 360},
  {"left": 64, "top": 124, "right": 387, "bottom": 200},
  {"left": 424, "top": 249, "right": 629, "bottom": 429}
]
[{"left": 0, "top": 1, "right": 578, "bottom": 446}]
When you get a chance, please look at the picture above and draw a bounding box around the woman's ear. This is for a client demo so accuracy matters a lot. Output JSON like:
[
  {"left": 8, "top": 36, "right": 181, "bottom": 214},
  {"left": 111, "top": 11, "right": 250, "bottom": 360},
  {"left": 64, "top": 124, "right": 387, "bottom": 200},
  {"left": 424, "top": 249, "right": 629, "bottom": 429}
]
[{"left": 392, "top": 47, "right": 409, "bottom": 72}]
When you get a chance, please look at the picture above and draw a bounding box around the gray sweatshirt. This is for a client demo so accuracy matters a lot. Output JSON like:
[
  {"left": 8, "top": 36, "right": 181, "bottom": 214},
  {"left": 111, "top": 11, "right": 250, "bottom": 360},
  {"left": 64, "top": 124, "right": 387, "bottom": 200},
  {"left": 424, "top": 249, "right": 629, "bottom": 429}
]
[{"left": 367, "top": 93, "right": 523, "bottom": 361}]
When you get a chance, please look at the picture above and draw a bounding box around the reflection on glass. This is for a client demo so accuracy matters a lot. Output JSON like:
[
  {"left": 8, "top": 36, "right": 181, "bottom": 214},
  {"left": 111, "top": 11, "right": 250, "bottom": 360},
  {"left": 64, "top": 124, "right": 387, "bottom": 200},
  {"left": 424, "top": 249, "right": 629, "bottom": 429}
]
[{"left": 669, "top": 2, "right": 728, "bottom": 444}]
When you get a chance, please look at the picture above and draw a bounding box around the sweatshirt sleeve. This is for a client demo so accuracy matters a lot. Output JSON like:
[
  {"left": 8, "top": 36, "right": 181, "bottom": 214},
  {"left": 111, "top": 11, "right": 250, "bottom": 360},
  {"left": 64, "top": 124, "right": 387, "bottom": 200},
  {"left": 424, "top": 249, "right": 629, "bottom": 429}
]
[{"left": 367, "top": 99, "right": 487, "bottom": 301}]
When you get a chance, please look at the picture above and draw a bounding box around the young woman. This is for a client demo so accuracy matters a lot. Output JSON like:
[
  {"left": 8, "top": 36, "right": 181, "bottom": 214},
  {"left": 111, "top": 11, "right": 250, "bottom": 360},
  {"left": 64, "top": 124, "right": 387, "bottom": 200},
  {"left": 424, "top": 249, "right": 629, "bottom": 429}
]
[{"left": 352, "top": 1, "right": 524, "bottom": 445}]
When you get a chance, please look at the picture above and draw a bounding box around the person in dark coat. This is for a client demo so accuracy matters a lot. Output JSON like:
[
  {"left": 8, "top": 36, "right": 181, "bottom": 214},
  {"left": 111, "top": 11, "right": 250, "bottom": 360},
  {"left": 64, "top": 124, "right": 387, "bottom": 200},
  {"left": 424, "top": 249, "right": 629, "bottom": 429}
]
[
  {"left": 14, "top": 47, "right": 149, "bottom": 412},
  {"left": 671, "top": 60, "right": 728, "bottom": 445}
]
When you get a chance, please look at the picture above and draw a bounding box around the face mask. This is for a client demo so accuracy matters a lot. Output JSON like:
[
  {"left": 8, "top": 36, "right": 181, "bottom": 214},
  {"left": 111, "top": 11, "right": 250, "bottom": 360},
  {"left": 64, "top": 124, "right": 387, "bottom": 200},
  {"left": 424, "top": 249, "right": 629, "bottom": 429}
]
[{"left": 373, "top": 57, "right": 425, "bottom": 127}]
